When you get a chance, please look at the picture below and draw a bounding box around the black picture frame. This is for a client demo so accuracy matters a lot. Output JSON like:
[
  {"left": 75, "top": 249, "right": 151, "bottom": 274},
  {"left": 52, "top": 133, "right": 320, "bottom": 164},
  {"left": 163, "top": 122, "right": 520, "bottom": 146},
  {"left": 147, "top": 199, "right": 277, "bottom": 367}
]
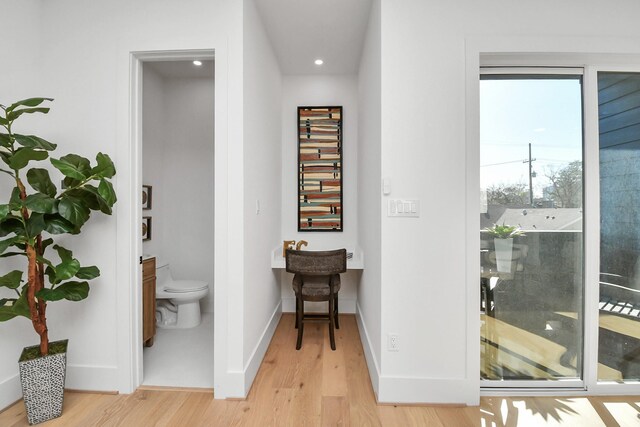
[
  {"left": 297, "top": 106, "right": 343, "bottom": 232},
  {"left": 142, "top": 216, "right": 152, "bottom": 241},
  {"left": 142, "top": 185, "right": 152, "bottom": 210}
]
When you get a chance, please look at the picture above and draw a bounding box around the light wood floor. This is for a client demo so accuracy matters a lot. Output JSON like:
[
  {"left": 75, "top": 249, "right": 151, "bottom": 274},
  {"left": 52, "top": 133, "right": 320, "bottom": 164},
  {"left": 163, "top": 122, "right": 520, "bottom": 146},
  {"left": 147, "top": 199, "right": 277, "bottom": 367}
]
[{"left": 1, "top": 314, "right": 639, "bottom": 426}]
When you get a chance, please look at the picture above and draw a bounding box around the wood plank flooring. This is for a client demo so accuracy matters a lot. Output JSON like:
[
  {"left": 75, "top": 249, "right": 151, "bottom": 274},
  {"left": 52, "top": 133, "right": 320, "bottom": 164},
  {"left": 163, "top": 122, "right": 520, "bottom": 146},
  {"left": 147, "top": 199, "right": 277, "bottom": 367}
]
[{"left": 1, "top": 314, "right": 639, "bottom": 426}]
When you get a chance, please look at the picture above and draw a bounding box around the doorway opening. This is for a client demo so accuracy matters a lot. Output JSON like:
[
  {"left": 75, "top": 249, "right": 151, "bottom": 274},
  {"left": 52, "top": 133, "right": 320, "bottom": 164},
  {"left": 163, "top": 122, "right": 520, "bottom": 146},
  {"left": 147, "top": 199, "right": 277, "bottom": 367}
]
[{"left": 137, "top": 54, "right": 215, "bottom": 388}]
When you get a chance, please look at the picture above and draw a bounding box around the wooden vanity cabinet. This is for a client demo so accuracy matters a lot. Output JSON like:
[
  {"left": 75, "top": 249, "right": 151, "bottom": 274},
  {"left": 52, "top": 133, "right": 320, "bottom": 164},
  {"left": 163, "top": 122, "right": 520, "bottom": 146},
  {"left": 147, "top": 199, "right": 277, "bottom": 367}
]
[{"left": 142, "top": 257, "right": 156, "bottom": 347}]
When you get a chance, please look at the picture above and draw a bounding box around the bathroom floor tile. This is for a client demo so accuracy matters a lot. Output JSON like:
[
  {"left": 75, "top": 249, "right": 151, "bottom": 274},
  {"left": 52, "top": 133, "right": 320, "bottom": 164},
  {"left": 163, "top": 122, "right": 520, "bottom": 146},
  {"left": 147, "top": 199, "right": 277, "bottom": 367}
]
[{"left": 142, "top": 312, "right": 214, "bottom": 388}]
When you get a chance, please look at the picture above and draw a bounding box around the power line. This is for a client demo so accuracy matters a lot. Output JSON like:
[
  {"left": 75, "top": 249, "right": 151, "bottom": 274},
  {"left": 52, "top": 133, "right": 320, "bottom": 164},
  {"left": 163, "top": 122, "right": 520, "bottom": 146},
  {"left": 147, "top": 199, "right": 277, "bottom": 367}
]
[{"left": 481, "top": 159, "right": 528, "bottom": 167}]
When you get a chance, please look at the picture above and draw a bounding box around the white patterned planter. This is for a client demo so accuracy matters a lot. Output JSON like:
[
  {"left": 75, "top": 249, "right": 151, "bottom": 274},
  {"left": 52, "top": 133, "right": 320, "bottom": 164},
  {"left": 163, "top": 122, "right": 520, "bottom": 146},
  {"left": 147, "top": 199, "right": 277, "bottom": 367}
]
[{"left": 18, "top": 340, "right": 68, "bottom": 425}]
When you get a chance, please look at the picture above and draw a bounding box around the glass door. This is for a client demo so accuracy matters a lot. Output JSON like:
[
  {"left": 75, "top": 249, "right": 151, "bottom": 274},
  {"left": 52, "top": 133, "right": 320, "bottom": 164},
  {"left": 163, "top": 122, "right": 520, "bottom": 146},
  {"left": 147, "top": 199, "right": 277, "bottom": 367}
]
[
  {"left": 480, "top": 72, "right": 585, "bottom": 386},
  {"left": 596, "top": 71, "right": 640, "bottom": 383}
]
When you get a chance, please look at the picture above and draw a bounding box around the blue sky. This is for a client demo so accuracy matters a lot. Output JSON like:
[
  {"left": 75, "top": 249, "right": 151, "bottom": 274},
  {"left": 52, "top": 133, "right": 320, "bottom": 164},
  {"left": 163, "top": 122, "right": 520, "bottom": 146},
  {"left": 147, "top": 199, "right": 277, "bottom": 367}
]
[{"left": 480, "top": 78, "right": 583, "bottom": 195}]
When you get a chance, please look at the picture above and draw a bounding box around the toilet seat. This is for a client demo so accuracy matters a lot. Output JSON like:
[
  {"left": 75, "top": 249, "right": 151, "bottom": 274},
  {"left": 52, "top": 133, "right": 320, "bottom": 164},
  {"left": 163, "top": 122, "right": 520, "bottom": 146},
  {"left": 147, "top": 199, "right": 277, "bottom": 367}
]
[{"left": 163, "top": 280, "right": 208, "bottom": 293}]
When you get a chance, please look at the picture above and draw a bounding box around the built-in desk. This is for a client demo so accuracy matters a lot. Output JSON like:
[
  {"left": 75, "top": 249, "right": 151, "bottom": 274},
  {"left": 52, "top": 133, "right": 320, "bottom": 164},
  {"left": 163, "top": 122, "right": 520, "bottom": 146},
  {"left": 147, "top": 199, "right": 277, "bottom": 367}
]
[{"left": 270, "top": 247, "right": 364, "bottom": 270}]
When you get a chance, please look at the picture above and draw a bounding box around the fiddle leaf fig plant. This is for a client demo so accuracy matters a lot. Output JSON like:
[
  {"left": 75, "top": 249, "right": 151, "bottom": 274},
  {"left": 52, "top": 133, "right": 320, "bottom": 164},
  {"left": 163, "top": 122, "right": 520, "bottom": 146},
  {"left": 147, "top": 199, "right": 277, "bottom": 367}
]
[{"left": 0, "top": 98, "right": 116, "bottom": 357}]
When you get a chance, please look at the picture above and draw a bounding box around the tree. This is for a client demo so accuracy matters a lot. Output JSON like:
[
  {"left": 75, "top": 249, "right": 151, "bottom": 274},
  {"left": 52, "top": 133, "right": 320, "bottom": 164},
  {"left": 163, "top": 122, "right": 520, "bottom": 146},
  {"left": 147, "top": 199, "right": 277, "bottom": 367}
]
[
  {"left": 0, "top": 98, "right": 116, "bottom": 356},
  {"left": 545, "top": 161, "right": 582, "bottom": 208},
  {"left": 486, "top": 182, "right": 528, "bottom": 206}
]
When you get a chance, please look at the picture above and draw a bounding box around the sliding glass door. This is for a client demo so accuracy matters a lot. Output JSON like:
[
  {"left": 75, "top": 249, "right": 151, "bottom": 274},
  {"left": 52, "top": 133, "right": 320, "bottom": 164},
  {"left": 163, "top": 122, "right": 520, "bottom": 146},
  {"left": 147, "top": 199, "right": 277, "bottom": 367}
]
[
  {"left": 597, "top": 72, "right": 640, "bottom": 383},
  {"left": 479, "top": 72, "right": 585, "bottom": 385}
]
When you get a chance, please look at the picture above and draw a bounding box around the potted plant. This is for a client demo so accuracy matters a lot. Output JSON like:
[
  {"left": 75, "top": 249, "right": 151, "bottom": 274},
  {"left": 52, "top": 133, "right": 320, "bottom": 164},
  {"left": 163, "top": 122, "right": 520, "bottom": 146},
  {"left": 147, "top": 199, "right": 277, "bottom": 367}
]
[
  {"left": 0, "top": 98, "right": 116, "bottom": 425},
  {"left": 484, "top": 223, "right": 525, "bottom": 273}
]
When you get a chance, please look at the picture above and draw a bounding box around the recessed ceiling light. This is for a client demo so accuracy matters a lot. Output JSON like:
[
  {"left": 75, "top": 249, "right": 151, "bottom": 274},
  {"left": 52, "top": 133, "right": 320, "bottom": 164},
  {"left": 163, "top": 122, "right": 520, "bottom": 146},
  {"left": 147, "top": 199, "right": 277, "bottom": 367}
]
[
  {"left": 193, "top": 60, "right": 202, "bottom": 66},
  {"left": 314, "top": 59, "right": 324, "bottom": 65}
]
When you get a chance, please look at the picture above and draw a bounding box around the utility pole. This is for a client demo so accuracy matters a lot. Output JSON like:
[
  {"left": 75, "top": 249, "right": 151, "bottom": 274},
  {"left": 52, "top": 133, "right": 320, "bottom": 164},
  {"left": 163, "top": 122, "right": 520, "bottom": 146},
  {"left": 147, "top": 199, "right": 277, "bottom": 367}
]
[{"left": 523, "top": 142, "right": 536, "bottom": 206}]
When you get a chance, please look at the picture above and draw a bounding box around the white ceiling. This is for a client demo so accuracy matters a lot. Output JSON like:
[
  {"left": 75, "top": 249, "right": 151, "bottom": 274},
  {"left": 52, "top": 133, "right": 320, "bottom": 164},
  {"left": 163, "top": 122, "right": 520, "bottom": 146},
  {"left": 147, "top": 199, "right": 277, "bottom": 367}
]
[
  {"left": 254, "top": 0, "right": 373, "bottom": 75},
  {"left": 145, "top": 60, "right": 214, "bottom": 79}
]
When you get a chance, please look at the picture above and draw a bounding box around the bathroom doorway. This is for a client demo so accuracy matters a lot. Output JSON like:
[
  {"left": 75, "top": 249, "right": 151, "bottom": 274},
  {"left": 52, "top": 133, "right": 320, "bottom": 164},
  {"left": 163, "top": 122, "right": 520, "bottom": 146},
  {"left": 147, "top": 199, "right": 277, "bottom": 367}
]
[{"left": 139, "top": 57, "right": 215, "bottom": 388}]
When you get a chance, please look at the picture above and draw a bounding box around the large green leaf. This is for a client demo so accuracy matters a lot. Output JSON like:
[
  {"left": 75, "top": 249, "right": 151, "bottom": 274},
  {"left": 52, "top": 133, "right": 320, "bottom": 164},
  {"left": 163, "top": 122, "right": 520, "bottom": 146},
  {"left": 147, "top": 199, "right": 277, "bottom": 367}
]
[
  {"left": 0, "top": 217, "right": 23, "bottom": 237},
  {"left": 43, "top": 214, "right": 77, "bottom": 235},
  {"left": 44, "top": 265, "right": 56, "bottom": 285},
  {"left": 0, "top": 292, "right": 30, "bottom": 320},
  {"left": 25, "top": 193, "right": 58, "bottom": 214},
  {"left": 63, "top": 176, "right": 82, "bottom": 189},
  {"left": 0, "top": 133, "right": 11, "bottom": 148},
  {"left": 8, "top": 147, "right": 48, "bottom": 170},
  {"left": 9, "top": 186, "right": 21, "bottom": 209},
  {"left": 37, "top": 281, "right": 89, "bottom": 302},
  {"left": 41, "top": 238, "right": 54, "bottom": 252},
  {"left": 81, "top": 185, "right": 111, "bottom": 214},
  {"left": 55, "top": 259, "right": 80, "bottom": 282},
  {"left": 0, "top": 116, "right": 8, "bottom": 126},
  {"left": 98, "top": 179, "right": 117, "bottom": 207},
  {"left": 0, "top": 237, "right": 18, "bottom": 254},
  {"left": 26, "top": 213, "right": 46, "bottom": 237},
  {"left": 53, "top": 244, "right": 72, "bottom": 262},
  {"left": 5, "top": 97, "right": 53, "bottom": 113},
  {"left": 13, "top": 134, "right": 57, "bottom": 151},
  {"left": 66, "top": 188, "right": 99, "bottom": 210},
  {"left": 0, "top": 270, "right": 22, "bottom": 289},
  {"left": 0, "top": 204, "right": 10, "bottom": 221},
  {"left": 76, "top": 266, "right": 100, "bottom": 280},
  {"left": 57, "top": 196, "right": 90, "bottom": 227},
  {"left": 92, "top": 152, "right": 116, "bottom": 179},
  {"left": 27, "top": 168, "right": 57, "bottom": 197},
  {"left": 51, "top": 154, "right": 91, "bottom": 180},
  {"left": 6, "top": 107, "right": 50, "bottom": 121}
]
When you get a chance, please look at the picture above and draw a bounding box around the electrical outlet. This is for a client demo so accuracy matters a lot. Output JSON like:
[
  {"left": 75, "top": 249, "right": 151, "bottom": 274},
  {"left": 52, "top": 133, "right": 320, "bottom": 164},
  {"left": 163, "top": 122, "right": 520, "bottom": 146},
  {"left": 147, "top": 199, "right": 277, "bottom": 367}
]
[{"left": 388, "top": 333, "right": 399, "bottom": 352}]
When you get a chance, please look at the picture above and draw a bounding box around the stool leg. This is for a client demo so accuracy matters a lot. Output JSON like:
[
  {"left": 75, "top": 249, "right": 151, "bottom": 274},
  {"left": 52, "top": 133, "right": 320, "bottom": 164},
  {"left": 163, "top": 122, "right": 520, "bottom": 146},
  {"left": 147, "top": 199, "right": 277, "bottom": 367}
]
[
  {"left": 329, "top": 295, "right": 336, "bottom": 351},
  {"left": 295, "top": 297, "right": 299, "bottom": 329},
  {"left": 296, "top": 297, "right": 304, "bottom": 350},
  {"left": 334, "top": 294, "right": 340, "bottom": 329}
]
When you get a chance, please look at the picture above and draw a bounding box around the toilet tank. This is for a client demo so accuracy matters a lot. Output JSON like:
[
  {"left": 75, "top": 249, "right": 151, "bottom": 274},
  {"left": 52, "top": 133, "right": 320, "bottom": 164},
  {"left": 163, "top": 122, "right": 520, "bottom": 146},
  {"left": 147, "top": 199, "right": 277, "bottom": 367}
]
[{"left": 155, "top": 263, "right": 172, "bottom": 289}]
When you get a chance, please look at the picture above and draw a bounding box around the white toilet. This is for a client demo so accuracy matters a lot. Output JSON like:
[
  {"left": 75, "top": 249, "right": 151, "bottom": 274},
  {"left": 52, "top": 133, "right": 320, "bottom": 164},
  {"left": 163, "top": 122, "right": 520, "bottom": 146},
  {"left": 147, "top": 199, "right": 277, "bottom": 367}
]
[{"left": 155, "top": 263, "right": 208, "bottom": 329}]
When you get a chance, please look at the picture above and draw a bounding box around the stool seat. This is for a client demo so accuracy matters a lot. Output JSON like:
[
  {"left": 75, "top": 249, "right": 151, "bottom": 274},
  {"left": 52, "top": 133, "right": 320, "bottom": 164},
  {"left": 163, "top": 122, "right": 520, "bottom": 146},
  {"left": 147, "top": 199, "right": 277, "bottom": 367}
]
[{"left": 293, "top": 274, "right": 341, "bottom": 298}]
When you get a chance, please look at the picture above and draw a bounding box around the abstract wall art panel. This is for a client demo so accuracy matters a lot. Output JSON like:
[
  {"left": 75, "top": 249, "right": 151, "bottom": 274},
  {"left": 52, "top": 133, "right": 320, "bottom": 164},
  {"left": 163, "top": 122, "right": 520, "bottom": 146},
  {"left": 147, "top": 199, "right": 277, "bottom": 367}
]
[{"left": 298, "top": 106, "right": 343, "bottom": 231}]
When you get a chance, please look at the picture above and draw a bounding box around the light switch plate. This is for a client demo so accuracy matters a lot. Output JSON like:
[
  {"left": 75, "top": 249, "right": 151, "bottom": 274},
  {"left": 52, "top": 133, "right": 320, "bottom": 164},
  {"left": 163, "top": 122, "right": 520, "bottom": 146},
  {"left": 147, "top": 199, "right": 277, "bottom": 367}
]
[
  {"left": 388, "top": 199, "right": 419, "bottom": 217},
  {"left": 382, "top": 177, "right": 391, "bottom": 195}
]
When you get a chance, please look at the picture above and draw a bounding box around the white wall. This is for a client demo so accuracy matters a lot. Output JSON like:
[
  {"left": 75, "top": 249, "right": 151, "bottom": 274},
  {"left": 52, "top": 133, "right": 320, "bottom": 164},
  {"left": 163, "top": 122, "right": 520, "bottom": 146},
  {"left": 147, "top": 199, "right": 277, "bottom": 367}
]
[
  {"left": 378, "top": 0, "right": 640, "bottom": 405},
  {"left": 279, "top": 75, "right": 359, "bottom": 313},
  {"left": 0, "top": 0, "right": 45, "bottom": 411},
  {"left": 356, "top": 0, "right": 382, "bottom": 396},
  {"left": 241, "top": 0, "right": 283, "bottom": 394},
  {"left": 142, "top": 69, "right": 215, "bottom": 313},
  {"left": 0, "top": 0, "right": 245, "bottom": 405},
  {"left": 141, "top": 67, "right": 166, "bottom": 259}
]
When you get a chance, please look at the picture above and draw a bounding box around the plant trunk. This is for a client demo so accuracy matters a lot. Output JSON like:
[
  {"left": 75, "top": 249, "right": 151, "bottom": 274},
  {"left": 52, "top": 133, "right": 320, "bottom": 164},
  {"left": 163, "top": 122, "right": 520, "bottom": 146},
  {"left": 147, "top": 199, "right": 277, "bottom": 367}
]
[
  {"left": 18, "top": 177, "right": 49, "bottom": 356},
  {"left": 26, "top": 244, "right": 49, "bottom": 356}
]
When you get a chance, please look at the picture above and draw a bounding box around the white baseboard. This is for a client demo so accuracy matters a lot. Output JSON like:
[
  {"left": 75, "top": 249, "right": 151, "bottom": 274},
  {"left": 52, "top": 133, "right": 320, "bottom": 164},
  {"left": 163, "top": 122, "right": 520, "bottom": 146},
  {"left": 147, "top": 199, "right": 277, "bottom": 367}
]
[
  {"left": 355, "top": 302, "right": 380, "bottom": 398},
  {"left": 66, "top": 365, "right": 119, "bottom": 391},
  {"left": 282, "top": 297, "right": 356, "bottom": 314},
  {"left": 0, "top": 364, "right": 119, "bottom": 412},
  {"left": 377, "top": 376, "right": 477, "bottom": 405},
  {"left": 222, "top": 301, "right": 282, "bottom": 399},
  {"left": 243, "top": 301, "right": 281, "bottom": 394},
  {"left": 0, "top": 374, "right": 21, "bottom": 411}
]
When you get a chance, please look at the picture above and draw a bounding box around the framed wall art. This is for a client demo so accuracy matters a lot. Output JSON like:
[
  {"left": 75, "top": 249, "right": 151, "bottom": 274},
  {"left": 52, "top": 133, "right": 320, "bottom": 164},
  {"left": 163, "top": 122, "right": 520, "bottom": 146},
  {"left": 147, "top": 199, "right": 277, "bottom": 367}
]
[
  {"left": 142, "top": 185, "right": 152, "bottom": 210},
  {"left": 298, "top": 106, "right": 343, "bottom": 231},
  {"left": 142, "top": 216, "right": 152, "bottom": 241}
]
